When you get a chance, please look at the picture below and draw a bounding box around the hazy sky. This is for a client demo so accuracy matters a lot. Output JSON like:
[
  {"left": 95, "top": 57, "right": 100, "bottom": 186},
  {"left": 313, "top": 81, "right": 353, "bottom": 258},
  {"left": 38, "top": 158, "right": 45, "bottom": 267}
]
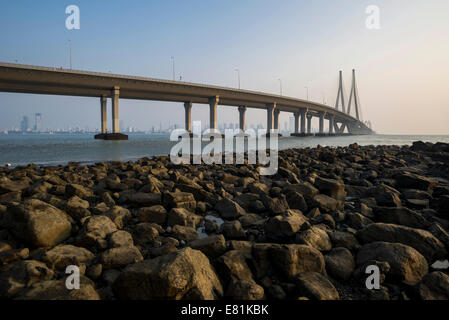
[{"left": 1, "top": 0, "right": 448, "bottom": 134}]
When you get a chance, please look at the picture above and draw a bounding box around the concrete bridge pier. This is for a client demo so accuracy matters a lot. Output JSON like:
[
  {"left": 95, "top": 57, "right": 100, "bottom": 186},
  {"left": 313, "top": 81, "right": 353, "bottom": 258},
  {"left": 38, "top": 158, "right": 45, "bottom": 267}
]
[
  {"left": 94, "top": 95, "right": 108, "bottom": 139},
  {"left": 328, "top": 115, "right": 335, "bottom": 136},
  {"left": 291, "top": 111, "right": 301, "bottom": 136},
  {"left": 273, "top": 109, "right": 282, "bottom": 136},
  {"left": 317, "top": 113, "right": 325, "bottom": 136},
  {"left": 238, "top": 106, "right": 247, "bottom": 132},
  {"left": 184, "top": 101, "right": 194, "bottom": 137},
  {"left": 266, "top": 103, "right": 275, "bottom": 132},
  {"left": 300, "top": 110, "right": 307, "bottom": 135},
  {"left": 208, "top": 96, "right": 219, "bottom": 131},
  {"left": 306, "top": 114, "right": 313, "bottom": 135},
  {"left": 95, "top": 87, "right": 128, "bottom": 140}
]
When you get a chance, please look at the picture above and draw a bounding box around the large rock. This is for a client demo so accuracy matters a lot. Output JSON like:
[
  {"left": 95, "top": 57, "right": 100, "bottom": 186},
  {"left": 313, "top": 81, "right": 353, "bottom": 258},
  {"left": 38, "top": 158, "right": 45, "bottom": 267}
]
[
  {"left": 264, "top": 210, "right": 310, "bottom": 240},
  {"left": 357, "top": 223, "right": 447, "bottom": 262},
  {"left": 296, "top": 227, "right": 332, "bottom": 252},
  {"left": 164, "top": 192, "right": 196, "bottom": 211},
  {"left": 167, "top": 208, "right": 202, "bottom": 228},
  {"left": 17, "top": 278, "right": 100, "bottom": 300},
  {"left": 65, "top": 183, "right": 93, "bottom": 199},
  {"left": 100, "top": 246, "right": 144, "bottom": 269},
  {"left": 295, "top": 272, "right": 340, "bottom": 300},
  {"left": 215, "top": 198, "right": 246, "bottom": 220},
  {"left": 270, "top": 244, "right": 325, "bottom": 279},
  {"left": 314, "top": 177, "right": 346, "bottom": 201},
  {"left": 113, "top": 248, "right": 223, "bottom": 300},
  {"left": 103, "top": 206, "right": 132, "bottom": 229},
  {"left": 171, "top": 225, "right": 199, "bottom": 242},
  {"left": 330, "top": 231, "right": 361, "bottom": 251},
  {"left": 417, "top": 271, "right": 449, "bottom": 300},
  {"left": 65, "top": 196, "right": 90, "bottom": 221},
  {"left": 395, "top": 172, "right": 438, "bottom": 191},
  {"left": 283, "top": 183, "right": 319, "bottom": 200},
  {"left": 137, "top": 205, "right": 167, "bottom": 224},
  {"left": 357, "top": 242, "right": 428, "bottom": 285},
  {"left": 0, "top": 177, "right": 30, "bottom": 194},
  {"left": 226, "top": 280, "right": 265, "bottom": 300},
  {"left": 369, "top": 184, "right": 402, "bottom": 207},
  {"left": 75, "top": 215, "right": 117, "bottom": 248},
  {"left": 189, "top": 235, "right": 226, "bottom": 258},
  {"left": 0, "top": 260, "right": 54, "bottom": 298},
  {"left": 312, "top": 194, "right": 340, "bottom": 212},
  {"left": 43, "top": 244, "right": 95, "bottom": 271},
  {"left": 373, "top": 207, "right": 428, "bottom": 229},
  {"left": 216, "top": 250, "right": 254, "bottom": 285},
  {"left": 325, "top": 247, "right": 355, "bottom": 281},
  {"left": 3, "top": 199, "right": 72, "bottom": 248}
]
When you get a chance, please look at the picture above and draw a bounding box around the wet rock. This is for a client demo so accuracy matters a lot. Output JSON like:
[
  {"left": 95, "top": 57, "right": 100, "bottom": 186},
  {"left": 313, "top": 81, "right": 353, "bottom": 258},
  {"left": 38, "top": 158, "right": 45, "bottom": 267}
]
[
  {"left": 137, "top": 205, "right": 167, "bottom": 224},
  {"left": 295, "top": 272, "right": 339, "bottom": 300},
  {"left": 113, "top": 248, "right": 223, "bottom": 300},
  {"left": 3, "top": 199, "right": 72, "bottom": 248},
  {"left": 189, "top": 235, "right": 226, "bottom": 258},
  {"left": 215, "top": 198, "right": 246, "bottom": 220},
  {"left": 325, "top": 247, "right": 355, "bottom": 281},
  {"left": 357, "top": 242, "right": 428, "bottom": 285},
  {"left": 75, "top": 215, "right": 117, "bottom": 249},
  {"left": 357, "top": 223, "right": 447, "bottom": 262},
  {"left": 43, "top": 244, "right": 94, "bottom": 271}
]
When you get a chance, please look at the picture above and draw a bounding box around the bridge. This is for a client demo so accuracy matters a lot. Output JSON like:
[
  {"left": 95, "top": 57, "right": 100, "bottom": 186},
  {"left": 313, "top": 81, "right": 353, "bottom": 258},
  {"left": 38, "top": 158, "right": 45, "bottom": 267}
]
[{"left": 0, "top": 63, "right": 373, "bottom": 140}]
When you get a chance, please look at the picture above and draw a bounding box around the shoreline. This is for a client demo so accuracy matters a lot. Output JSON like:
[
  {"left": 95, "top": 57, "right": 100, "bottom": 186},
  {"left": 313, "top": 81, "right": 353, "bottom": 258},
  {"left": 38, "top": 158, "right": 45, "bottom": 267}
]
[{"left": 0, "top": 141, "right": 448, "bottom": 300}]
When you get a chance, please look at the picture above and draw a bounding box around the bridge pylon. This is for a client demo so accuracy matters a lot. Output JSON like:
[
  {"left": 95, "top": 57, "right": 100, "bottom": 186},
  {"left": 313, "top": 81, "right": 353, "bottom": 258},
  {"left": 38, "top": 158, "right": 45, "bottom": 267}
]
[
  {"left": 335, "top": 70, "right": 347, "bottom": 113},
  {"left": 347, "top": 69, "right": 363, "bottom": 121}
]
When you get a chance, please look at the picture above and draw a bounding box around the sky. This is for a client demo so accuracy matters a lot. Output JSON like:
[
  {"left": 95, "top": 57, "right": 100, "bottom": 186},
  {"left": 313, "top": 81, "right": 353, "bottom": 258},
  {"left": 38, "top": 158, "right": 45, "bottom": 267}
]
[{"left": 0, "top": 0, "right": 448, "bottom": 134}]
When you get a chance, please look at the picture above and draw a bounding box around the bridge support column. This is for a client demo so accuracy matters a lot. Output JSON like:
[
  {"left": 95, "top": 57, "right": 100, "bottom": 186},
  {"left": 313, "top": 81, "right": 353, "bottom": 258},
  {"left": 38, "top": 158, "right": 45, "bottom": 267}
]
[
  {"left": 184, "top": 102, "right": 192, "bottom": 133},
  {"left": 238, "top": 106, "right": 247, "bottom": 132},
  {"left": 329, "top": 115, "right": 335, "bottom": 135},
  {"left": 300, "top": 110, "right": 306, "bottom": 134},
  {"left": 306, "top": 114, "right": 313, "bottom": 134},
  {"left": 274, "top": 109, "right": 280, "bottom": 131},
  {"left": 291, "top": 111, "right": 300, "bottom": 136},
  {"left": 208, "top": 96, "right": 219, "bottom": 131},
  {"left": 95, "top": 96, "right": 108, "bottom": 139},
  {"left": 100, "top": 86, "right": 128, "bottom": 140},
  {"left": 266, "top": 103, "right": 276, "bottom": 132},
  {"left": 318, "top": 113, "right": 325, "bottom": 135}
]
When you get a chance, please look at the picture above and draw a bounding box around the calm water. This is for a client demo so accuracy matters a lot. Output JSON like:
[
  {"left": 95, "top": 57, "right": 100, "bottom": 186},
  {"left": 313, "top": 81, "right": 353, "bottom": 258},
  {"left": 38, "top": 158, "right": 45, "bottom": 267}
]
[{"left": 1, "top": 133, "right": 448, "bottom": 167}]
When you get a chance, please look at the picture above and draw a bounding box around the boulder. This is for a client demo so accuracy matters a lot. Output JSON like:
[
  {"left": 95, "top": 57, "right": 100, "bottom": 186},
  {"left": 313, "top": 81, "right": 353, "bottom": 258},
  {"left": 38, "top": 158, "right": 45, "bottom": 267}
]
[
  {"left": 189, "top": 235, "right": 226, "bottom": 258},
  {"left": 108, "top": 230, "right": 134, "bottom": 248},
  {"left": 43, "top": 244, "right": 95, "bottom": 271},
  {"left": 395, "top": 172, "right": 438, "bottom": 191},
  {"left": 113, "top": 248, "right": 223, "bottom": 300},
  {"left": 330, "top": 231, "right": 361, "bottom": 251},
  {"left": 75, "top": 215, "right": 117, "bottom": 248},
  {"left": 167, "top": 207, "right": 202, "bottom": 228},
  {"left": 65, "top": 196, "right": 90, "bottom": 221},
  {"left": 164, "top": 192, "right": 196, "bottom": 211},
  {"left": 221, "top": 220, "right": 246, "bottom": 240},
  {"left": 132, "top": 223, "right": 159, "bottom": 244},
  {"left": 296, "top": 227, "right": 332, "bottom": 252},
  {"left": 357, "top": 242, "right": 428, "bottom": 285},
  {"left": 215, "top": 198, "right": 246, "bottom": 220},
  {"left": 373, "top": 207, "right": 428, "bottom": 229},
  {"left": 65, "top": 183, "right": 93, "bottom": 199},
  {"left": 314, "top": 177, "right": 346, "bottom": 201},
  {"left": 417, "top": 271, "right": 449, "bottom": 300},
  {"left": 226, "top": 280, "right": 265, "bottom": 300},
  {"left": 0, "top": 260, "right": 54, "bottom": 298},
  {"left": 3, "top": 199, "right": 72, "bottom": 248},
  {"left": 100, "top": 246, "right": 144, "bottom": 269},
  {"left": 216, "top": 250, "right": 253, "bottom": 284},
  {"left": 312, "top": 194, "right": 340, "bottom": 212},
  {"left": 295, "top": 272, "right": 340, "bottom": 300},
  {"left": 171, "top": 225, "right": 199, "bottom": 242},
  {"left": 325, "top": 247, "right": 355, "bottom": 281},
  {"left": 0, "top": 177, "right": 30, "bottom": 194},
  {"left": 137, "top": 205, "right": 167, "bottom": 224},
  {"left": 357, "top": 223, "right": 447, "bottom": 262},
  {"left": 103, "top": 206, "right": 132, "bottom": 229},
  {"left": 265, "top": 210, "right": 310, "bottom": 240}
]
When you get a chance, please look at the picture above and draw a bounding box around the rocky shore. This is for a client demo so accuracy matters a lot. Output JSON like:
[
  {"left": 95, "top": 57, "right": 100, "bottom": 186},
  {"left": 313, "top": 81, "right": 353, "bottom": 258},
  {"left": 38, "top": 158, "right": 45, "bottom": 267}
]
[{"left": 0, "top": 141, "right": 449, "bottom": 300}]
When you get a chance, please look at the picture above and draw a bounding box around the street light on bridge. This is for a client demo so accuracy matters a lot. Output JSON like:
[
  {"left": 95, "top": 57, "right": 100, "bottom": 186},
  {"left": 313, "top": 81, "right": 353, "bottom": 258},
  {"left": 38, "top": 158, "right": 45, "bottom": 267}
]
[
  {"left": 171, "top": 56, "right": 175, "bottom": 81},
  {"left": 68, "top": 40, "right": 72, "bottom": 70},
  {"left": 278, "top": 79, "right": 283, "bottom": 96},
  {"left": 304, "top": 86, "right": 309, "bottom": 101},
  {"left": 235, "top": 69, "right": 240, "bottom": 89}
]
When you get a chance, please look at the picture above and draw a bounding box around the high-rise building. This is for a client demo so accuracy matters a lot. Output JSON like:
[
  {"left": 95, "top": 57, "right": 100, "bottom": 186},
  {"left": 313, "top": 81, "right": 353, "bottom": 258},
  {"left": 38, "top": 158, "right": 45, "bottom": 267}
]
[
  {"left": 34, "top": 113, "right": 42, "bottom": 132},
  {"left": 20, "top": 116, "right": 29, "bottom": 132}
]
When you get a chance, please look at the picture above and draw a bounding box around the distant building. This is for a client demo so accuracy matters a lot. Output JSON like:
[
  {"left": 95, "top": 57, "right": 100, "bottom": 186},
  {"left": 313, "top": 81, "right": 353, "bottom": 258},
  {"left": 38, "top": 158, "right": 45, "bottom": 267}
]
[
  {"left": 20, "top": 116, "right": 29, "bottom": 132},
  {"left": 34, "top": 113, "right": 43, "bottom": 132}
]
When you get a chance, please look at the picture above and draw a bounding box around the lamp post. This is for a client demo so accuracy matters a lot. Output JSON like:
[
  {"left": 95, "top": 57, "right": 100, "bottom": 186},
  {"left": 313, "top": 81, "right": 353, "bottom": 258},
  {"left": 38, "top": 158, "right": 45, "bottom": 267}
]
[
  {"left": 304, "top": 86, "right": 309, "bottom": 101},
  {"left": 235, "top": 69, "right": 240, "bottom": 89},
  {"left": 171, "top": 56, "right": 175, "bottom": 81},
  {"left": 278, "top": 79, "right": 283, "bottom": 96},
  {"left": 68, "top": 40, "right": 72, "bottom": 70}
]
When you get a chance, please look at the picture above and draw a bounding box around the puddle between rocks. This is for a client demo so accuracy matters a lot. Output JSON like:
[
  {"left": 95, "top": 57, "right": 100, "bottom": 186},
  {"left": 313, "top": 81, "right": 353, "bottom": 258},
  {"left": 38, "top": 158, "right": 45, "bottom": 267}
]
[{"left": 197, "top": 215, "right": 225, "bottom": 239}]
